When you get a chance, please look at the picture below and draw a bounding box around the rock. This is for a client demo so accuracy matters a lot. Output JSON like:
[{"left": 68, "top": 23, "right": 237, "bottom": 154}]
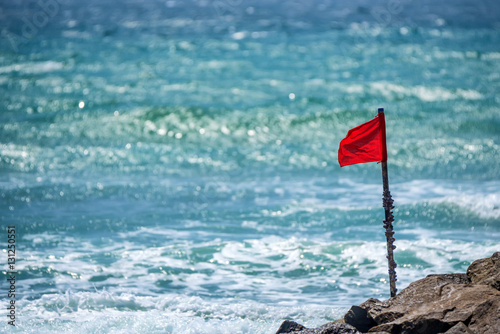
[
  {"left": 275, "top": 320, "right": 361, "bottom": 334},
  {"left": 467, "top": 251, "right": 500, "bottom": 290},
  {"left": 309, "top": 322, "right": 361, "bottom": 334},
  {"left": 276, "top": 320, "right": 306, "bottom": 333},
  {"left": 359, "top": 253, "right": 500, "bottom": 333},
  {"left": 277, "top": 252, "right": 500, "bottom": 334},
  {"left": 466, "top": 294, "right": 500, "bottom": 334},
  {"left": 344, "top": 305, "right": 377, "bottom": 332},
  {"left": 363, "top": 276, "right": 500, "bottom": 333},
  {"left": 444, "top": 322, "right": 474, "bottom": 334}
]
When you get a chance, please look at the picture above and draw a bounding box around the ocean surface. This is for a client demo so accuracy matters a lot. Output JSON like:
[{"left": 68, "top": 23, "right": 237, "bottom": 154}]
[{"left": 1, "top": 0, "right": 499, "bottom": 333}]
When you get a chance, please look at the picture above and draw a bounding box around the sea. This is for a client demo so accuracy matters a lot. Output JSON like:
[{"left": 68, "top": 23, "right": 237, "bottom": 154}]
[{"left": 1, "top": 0, "right": 499, "bottom": 333}]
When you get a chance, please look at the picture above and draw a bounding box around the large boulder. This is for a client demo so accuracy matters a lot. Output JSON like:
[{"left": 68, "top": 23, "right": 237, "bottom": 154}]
[
  {"left": 344, "top": 252, "right": 500, "bottom": 334},
  {"left": 277, "top": 252, "right": 500, "bottom": 334}
]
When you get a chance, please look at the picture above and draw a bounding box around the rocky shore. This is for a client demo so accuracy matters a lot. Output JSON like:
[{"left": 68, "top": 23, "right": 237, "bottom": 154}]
[{"left": 276, "top": 252, "right": 499, "bottom": 334}]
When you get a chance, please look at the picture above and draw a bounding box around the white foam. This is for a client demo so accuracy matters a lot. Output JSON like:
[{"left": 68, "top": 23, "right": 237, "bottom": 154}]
[
  {"left": 10, "top": 233, "right": 497, "bottom": 333},
  {"left": 10, "top": 223, "right": 499, "bottom": 334},
  {"left": 437, "top": 193, "right": 500, "bottom": 219},
  {"left": 369, "top": 82, "right": 483, "bottom": 102},
  {"left": 395, "top": 238, "right": 500, "bottom": 287},
  {"left": 332, "top": 81, "right": 483, "bottom": 101},
  {"left": 393, "top": 180, "right": 500, "bottom": 219},
  {"left": 6, "top": 292, "right": 345, "bottom": 334}
]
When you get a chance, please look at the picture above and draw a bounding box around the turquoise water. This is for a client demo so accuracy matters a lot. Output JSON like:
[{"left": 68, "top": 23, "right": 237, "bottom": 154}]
[{"left": 1, "top": 0, "right": 499, "bottom": 332}]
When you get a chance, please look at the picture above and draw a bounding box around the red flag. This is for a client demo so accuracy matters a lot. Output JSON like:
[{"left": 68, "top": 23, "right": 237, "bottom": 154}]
[{"left": 338, "top": 112, "right": 387, "bottom": 167}]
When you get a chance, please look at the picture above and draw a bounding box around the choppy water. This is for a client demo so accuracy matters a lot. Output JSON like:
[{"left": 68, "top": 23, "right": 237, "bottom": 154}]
[{"left": 1, "top": 0, "right": 499, "bottom": 333}]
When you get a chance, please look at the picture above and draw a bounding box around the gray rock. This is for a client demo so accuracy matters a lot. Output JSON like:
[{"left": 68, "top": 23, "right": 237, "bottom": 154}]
[
  {"left": 444, "top": 322, "right": 474, "bottom": 334},
  {"left": 466, "top": 294, "right": 500, "bottom": 334},
  {"left": 310, "top": 322, "right": 361, "bottom": 334},
  {"left": 344, "top": 305, "right": 377, "bottom": 332},
  {"left": 467, "top": 251, "right": 500, "bottom": 290},
  {"left": 275, "top": 320, "right": 361, "bottom": 334},
  {"left": 276, "top": 320, "right": 306, "bottom": 333}
]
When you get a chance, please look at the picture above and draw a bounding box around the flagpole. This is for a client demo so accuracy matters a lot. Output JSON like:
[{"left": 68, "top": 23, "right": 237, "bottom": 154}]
[{"left": 378, "top": 108, "right": 398, "bottom": 298}]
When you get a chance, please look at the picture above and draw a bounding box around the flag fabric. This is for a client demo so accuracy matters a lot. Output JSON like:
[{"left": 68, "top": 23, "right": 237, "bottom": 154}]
[{"left": 338, "top": 112, "right": 387, "bottom": 167}]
